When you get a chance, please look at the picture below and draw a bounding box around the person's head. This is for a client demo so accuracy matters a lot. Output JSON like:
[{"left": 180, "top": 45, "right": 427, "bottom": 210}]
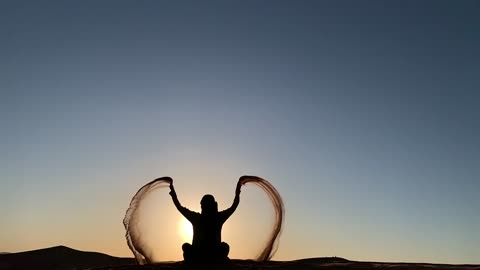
[{"left": 200, "top": 194, "right": 218, "bottom": 214}]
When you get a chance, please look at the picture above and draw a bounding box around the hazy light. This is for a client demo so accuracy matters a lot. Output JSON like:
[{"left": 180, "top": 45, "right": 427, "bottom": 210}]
[{"left": 178, "top": 217, "right": 193, "bottom": 243}]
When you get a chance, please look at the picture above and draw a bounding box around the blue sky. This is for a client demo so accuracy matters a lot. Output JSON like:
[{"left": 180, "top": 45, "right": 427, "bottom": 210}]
[{"left": 1, "top": 0, "right": 479, "bottom": 263}]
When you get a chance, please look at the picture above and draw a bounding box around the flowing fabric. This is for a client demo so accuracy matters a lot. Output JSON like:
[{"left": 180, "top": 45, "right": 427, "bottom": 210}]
[{"left": 124, "top": 176, "right": 284, "bottom": 264}]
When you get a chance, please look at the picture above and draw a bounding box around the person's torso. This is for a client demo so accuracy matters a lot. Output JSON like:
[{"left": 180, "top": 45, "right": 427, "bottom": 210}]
[{"left": 191, "top": 213, "right": 224, "bottom": 248}]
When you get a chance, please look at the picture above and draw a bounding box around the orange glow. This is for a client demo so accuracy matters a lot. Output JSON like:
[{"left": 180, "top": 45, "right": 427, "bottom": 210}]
[{"left": 178, "top": 217, "right": 193, "bottom": 243}]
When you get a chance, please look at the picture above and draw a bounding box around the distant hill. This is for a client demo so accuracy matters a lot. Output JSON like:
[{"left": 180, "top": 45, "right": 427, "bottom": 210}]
[
  {"left": 0, "top": 245, "right": 134, "bottom": 270},
  {"left": 1, "top": 246, "right": 479, "bottom": 270}
]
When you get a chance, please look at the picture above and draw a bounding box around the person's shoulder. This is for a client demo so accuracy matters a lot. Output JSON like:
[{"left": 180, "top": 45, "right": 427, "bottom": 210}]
[
  {"left": 187, "top": 209, "right": 201, "bottom": 217},
  {"left": 218, "top": 209, "right": 231, "bottom": 218},
  {"left": 182, "top": 208, "right": 200, "bottom": 222}
]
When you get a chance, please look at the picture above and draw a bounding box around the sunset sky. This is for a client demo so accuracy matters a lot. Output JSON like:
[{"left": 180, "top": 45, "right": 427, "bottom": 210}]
[{"left": 1, "top": 0, "right": 479, "bottom": 264}]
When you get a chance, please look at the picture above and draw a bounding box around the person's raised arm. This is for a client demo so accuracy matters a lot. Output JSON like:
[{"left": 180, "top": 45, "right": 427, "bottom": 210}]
[
  {"left": 169, "top": 182, "right": 196, "bottom": 221},
  {"left": 221, "top": 182, "right": 241, "bottom": 221}
]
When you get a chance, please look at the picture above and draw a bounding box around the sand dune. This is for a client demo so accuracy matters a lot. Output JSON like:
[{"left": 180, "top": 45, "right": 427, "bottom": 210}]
[
  {"left": 0, "top": 246, "right": 134, "bottom": 270},
  {"left": 1, "top": 246, "right": 478, "bottom": 270},
  {"left": 94, "top": 259, "right": 480, "bottom": 270}
]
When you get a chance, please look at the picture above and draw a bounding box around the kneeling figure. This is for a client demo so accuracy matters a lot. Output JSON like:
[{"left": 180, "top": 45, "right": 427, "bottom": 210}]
[{"left": 169, "top": 182, "right": 241, "bottom": 263}]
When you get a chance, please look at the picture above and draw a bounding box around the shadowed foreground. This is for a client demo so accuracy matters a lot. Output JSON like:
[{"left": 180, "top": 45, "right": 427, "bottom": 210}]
[
  {"left": 1, "top": 246, "right": 478, "bottom": 270},
  {"left": 93, "top": 259, "right": 480, "bottom": 270}
]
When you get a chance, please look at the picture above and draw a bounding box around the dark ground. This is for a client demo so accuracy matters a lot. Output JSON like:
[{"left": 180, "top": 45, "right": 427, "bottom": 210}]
[{"left": 1, "top": 246, "right": 478, "bottom": 270}]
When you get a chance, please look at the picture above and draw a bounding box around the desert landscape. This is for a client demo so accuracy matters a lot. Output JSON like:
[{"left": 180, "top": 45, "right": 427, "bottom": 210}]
[
  {"left": 1, "top": 246, "right": 479, "bottom": 270},
  {"left": 2, "top": 2, "right": 479, "bottom": 270}
]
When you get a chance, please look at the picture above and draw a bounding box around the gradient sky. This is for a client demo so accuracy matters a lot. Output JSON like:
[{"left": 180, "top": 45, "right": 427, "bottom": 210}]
[{"left": 1, "top": 0, "right": 479, "bottom": 264}]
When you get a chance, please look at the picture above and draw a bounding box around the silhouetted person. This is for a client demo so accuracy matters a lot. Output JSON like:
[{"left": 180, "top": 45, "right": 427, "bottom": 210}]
[{"left": 169, "top": 180, "right": 241, "bottom": 263}]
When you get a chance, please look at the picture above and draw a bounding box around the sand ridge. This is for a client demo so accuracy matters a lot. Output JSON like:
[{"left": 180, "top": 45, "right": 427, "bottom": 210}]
[{"left": 1, "top": 246, "right": 478, "bottom": 270}]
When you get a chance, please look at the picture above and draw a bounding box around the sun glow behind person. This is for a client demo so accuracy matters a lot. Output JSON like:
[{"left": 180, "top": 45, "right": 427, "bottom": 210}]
[{"left": 178, "top": 218, "right": 193, "bottom": 243}]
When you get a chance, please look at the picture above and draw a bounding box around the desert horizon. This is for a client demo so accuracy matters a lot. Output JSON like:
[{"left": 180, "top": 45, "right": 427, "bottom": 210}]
[
  {"left": 2, "top": 245, "right": 479, "bottom": 270},
  {"left": 2, "top": 1, "right": 479, "bottom": 269}
]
